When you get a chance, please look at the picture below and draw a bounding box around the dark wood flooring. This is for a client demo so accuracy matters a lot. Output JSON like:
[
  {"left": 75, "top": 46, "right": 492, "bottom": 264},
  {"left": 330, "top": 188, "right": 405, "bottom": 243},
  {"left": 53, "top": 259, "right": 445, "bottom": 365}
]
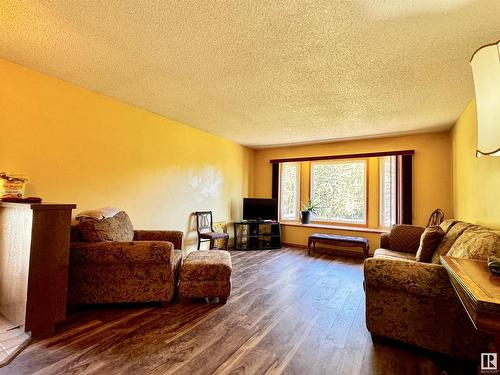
[{"left": 0, "top": 248, "right": 475, "bottom": 375}]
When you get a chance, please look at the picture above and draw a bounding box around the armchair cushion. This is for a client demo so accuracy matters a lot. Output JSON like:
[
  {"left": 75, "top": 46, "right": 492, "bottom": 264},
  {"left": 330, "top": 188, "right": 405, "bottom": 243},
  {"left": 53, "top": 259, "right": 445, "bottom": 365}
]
[
  {"left": 364, "top": 257, "right": 455, "bottom": 299},
  {"left": 133, "top": 230, "right": 183, "bottom": 249},
  {"left": 431, "top": 221, "right": 477, "bottom": 264},
  {"left": 386, "top": 224, "right": 425, "bottom": 254},
  {"left": 373, "top": 248, "right": 416, "bottom": 261},
  {"left": 447, "top": 227, "right": 500, "bottom": 260},
  {"left": 415, "top": 226, "right": 445, "bottom": 262},
  {"left": 180, "top": 250, "right": 232, "bottom": 281},
  {"left": 70, "top": 241, "right": 173, "bottom": 265},
  {"left": 77, "top": 211, "right": 134, "bottom": 242}
]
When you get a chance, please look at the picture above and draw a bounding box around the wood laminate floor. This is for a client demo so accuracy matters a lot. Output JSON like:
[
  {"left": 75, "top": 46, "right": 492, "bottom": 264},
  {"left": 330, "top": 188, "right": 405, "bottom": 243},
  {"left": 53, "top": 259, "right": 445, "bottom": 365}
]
[
  {"left": 0, "top": 316, "right": 30, "bottom": 366},
  {"left": 0, "top": 248, "right": 475, "bottom": 375}
]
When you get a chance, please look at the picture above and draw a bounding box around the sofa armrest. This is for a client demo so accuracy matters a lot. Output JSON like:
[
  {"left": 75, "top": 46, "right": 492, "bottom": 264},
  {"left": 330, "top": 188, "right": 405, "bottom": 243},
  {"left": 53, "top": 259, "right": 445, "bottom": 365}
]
[
  {"left": 380, "top": 233, "right": 390, "bottom": 249},
  {"left": 133, "top": 230, "right": 183, "bottom": 249},
  {"left": 70, "top": 241, "right": 174, "bottom": 266},
  {"left": 364, "top": 257, "right": 455, "bottom": 299},
  {"left": 386, "top": 224, "right": 425, "bottom": 254}
]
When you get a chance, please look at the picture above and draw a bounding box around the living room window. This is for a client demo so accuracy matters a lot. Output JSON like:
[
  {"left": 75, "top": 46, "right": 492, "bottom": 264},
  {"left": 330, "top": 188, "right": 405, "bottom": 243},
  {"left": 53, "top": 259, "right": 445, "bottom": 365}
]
[
  {"left": 379, "top": 156, "right": 397, "bottom": 228},
  {"left": 310, "top": 159, "right": 367, "bottom": 225},
  {"left": 280, "top": 162, "right": 300, "bottom": 220},
  {"left": 274, "top": 151, "right": 413, "bottom": 227}
]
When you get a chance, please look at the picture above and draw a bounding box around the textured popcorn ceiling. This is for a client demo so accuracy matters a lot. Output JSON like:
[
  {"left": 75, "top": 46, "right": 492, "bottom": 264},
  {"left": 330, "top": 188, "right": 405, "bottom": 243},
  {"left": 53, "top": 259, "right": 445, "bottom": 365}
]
[{"left": 1, "top": 1, "right": 500, "bottom": 147}]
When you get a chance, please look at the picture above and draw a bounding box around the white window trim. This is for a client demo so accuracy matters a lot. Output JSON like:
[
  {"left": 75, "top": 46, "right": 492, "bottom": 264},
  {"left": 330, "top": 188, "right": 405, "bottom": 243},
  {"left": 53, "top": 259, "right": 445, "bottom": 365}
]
[
  {"left": 279, "top": 162, "right": 301, "bottom": 221},
  {"left": 379, "top": 156, "right": 397, "bottom": 228},
  {"left": 310, "top": 159, "right": 368, "bottom": 225}
]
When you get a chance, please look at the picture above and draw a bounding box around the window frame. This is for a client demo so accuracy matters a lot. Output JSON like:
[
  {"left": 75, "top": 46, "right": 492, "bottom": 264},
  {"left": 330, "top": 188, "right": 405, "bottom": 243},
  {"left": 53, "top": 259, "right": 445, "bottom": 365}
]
[
  {"left": 309, "top": 158, "right": 369, "bottom": 226},
  {"left": 279, "top": 162, "right": 301, "bottom": 222},
  {"left": 379, "top": 156, "right": 397, "bottom": 229}
]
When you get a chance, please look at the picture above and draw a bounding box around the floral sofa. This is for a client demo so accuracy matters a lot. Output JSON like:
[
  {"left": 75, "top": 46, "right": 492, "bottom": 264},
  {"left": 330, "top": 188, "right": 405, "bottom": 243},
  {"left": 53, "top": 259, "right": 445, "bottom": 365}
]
[
  {"left": 68, "top": 217, "right": 183, "bottom": 305},
  {"left": 364, "top": 220, "right": 500, "bottom": 360}
]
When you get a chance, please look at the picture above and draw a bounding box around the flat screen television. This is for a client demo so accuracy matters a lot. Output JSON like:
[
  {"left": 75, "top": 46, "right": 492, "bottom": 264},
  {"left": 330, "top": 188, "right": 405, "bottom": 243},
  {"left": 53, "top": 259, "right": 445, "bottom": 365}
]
[{"left": 243, "top": 198, "right": 277, "bottom": 221}]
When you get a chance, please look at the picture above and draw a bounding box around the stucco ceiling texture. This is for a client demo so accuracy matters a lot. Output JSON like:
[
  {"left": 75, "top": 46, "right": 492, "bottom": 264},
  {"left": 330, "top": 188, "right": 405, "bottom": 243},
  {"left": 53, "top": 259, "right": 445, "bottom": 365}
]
[{"left": 1, "top": 1, "right": 500, "bottom": 147}]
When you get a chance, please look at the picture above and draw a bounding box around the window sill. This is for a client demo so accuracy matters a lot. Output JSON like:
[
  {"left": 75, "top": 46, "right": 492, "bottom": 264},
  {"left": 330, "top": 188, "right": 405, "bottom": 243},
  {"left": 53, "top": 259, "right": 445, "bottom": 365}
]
[{"left": 281, "top": 221, "right": 388, "bottom": 234}]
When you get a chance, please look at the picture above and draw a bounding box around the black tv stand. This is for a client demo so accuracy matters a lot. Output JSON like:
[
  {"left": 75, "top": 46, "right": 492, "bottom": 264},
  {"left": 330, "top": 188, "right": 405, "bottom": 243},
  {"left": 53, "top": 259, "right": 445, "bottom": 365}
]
[{"left": 234, "top": 221, "right": 281, "bottom": 250}]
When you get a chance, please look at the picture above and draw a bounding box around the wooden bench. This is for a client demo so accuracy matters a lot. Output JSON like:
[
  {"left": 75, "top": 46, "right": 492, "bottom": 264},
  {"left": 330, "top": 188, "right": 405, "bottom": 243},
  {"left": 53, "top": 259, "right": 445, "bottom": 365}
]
[{"left": 308, "top": 233, "right": 369, "bottom": 258}]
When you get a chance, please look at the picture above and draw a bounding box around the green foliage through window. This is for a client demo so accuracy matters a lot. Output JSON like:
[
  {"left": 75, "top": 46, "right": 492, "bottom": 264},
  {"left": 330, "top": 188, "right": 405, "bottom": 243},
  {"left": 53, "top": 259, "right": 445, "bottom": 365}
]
[
  {"left": 311, "top": 161, "right": 366, "bottom": 223},
  {"left": 280, "top": 163, "right": 299, "bottom": 219}
]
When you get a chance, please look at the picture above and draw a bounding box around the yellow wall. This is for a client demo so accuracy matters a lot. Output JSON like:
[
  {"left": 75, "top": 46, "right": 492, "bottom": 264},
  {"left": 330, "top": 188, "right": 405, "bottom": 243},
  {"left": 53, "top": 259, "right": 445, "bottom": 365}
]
[
  {"left": 253, "top": 132, "right": 453, "bottom": 251},
  {"left": 451, "top": 100, "right": 500, "bottom": 229},
  {"left": 0, "top": 58, "right": 254, "bottom": 249}
]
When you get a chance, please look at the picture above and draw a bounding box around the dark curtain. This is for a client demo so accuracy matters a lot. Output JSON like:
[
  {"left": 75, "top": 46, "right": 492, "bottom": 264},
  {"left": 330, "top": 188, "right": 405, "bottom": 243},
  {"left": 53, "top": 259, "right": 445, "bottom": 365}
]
[
  {"left": 397, "top": 154, "right": 413, "bottom": 224},
  {"left": 271, "top": 163, "right": 280, "bottom": 219}
]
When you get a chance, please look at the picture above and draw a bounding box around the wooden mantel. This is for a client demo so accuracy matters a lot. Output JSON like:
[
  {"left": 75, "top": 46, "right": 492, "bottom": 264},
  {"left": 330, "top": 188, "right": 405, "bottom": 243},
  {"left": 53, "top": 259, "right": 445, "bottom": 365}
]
[{"left": 0, "top": 202, "right": 76, "bottom": 338}]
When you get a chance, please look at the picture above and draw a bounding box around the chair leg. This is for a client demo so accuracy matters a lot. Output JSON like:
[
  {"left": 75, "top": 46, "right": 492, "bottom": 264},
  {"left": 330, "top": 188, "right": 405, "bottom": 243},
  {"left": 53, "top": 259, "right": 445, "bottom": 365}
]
[
  {"left": 225, "top": 236, "right": 229, "bottom": 250},
  {"left": 209, "top": 238, "right": 214, "bottom": 250},
  {"left": 197, "top": 238, "right": 201, "bottom": 250}
]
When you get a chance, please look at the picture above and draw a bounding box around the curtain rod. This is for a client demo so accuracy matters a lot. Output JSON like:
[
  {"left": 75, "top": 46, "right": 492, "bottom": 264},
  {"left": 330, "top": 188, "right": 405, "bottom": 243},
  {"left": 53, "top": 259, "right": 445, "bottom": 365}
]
[{"left": 269, "top": 150, "right": 415, "bottom": 164}]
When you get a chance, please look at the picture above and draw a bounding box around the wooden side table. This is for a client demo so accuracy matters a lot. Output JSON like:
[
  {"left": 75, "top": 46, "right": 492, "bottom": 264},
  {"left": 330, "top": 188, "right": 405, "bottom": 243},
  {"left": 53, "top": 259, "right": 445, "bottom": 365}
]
[
  {"left": 441, "top": 256, "right": 500, "bottom": 334},
  {"left": 441, "top": 255, "right": 500, "bottom": 370}
]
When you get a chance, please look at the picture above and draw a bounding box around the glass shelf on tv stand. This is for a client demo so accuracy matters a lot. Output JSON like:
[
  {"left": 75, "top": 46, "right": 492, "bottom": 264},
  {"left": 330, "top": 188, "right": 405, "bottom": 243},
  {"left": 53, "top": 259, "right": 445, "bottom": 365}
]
[{"left": 234, "top": 221, "right": 281, "bottom": 250}]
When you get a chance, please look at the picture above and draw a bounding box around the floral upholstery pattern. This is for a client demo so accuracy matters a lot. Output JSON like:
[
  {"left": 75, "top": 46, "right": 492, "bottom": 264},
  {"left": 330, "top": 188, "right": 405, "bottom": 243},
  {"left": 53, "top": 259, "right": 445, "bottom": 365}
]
[
  {"left": 415, "top": 226, "right": 445, "bottom": 262},
  {"left": 439, "top": 219, "right": 457, "bottom": 234},
  {"left": 77, "top": 211, "right": 134, "bottom": 242},
  {"left": 364, "top": 220, "right": 494, "bottom": 360},
  {"left": 68, "top": 261, "right": 180, "bottom": 304},
  {"left": 134, "top": 230, "right": 183, "bottom": 249},
  {"left": 180, "top": 250, "right": 232, "bottom": 281},
  {"left": 69, "top": 225, "right": 183, "bottom": 304},
  {"left": 365, "top": 257, "right": 454, "bottom": 299},
  {"left": 71, "top": 241, "right": 174, "bottom": 265},
  {"left": 365, "top": 286, "right": 490, "bottom": 360},
  {"left": 179, "top": 250, "right": 232, "bottom": 299},
  {"left": 385, "top": 224, "right": 425, "bottom": 253},
  {"left": 372, "top": 248, "right": 416, "bottom": 261},
  {"left": 447, "top": 228, "right": 500, "bottom": 260},
  {"left": 379, "top": 232, "right": 390, "bottom": 249},
  {"left": 431, "top": 221, "right": 477, "bottom": 264}
]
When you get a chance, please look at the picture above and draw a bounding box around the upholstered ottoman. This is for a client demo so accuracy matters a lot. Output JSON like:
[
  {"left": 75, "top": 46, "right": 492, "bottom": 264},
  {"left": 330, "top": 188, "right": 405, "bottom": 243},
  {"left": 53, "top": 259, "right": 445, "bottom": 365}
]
[{"left": 179, "top": 250, "right": 232, "bottom": 303}]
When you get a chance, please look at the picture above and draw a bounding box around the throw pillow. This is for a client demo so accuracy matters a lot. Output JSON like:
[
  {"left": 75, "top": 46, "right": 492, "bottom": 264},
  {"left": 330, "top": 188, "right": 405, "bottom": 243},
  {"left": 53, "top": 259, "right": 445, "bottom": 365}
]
[
  {"left": 447, "top": 228, "right": 500, "bottom": 260},
  {"left": 415, "top": 226, "right": 445, "bottom": 262},
  {"left": 77, "top": 211, "right": 134, "bottom": 242}
]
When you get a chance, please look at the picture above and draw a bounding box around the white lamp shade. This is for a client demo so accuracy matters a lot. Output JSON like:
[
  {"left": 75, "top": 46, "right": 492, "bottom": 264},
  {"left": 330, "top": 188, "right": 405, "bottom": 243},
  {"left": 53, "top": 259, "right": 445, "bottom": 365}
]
[{"left": 470, "top": 41, "right": 500, "bottom": 157}]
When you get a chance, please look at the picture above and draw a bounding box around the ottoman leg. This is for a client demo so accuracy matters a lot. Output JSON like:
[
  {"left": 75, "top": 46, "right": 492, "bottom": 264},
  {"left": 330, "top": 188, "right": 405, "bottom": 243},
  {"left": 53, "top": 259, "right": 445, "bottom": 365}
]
[{"left": 180, "top": 297, "right": 191, "bottom": 304}]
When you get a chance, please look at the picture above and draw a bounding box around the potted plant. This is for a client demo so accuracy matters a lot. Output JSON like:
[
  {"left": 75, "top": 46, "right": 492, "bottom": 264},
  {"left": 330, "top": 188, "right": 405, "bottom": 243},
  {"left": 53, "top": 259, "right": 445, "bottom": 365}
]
[{"left": 301, "top": 200, "right": 320, "bottom": 224}]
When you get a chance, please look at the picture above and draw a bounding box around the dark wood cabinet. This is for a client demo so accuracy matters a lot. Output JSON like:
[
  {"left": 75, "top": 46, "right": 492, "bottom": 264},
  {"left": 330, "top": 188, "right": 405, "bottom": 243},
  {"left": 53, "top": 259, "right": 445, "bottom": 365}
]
[{"left": 234, "top": 221, "right": 281, "bottom": 250}]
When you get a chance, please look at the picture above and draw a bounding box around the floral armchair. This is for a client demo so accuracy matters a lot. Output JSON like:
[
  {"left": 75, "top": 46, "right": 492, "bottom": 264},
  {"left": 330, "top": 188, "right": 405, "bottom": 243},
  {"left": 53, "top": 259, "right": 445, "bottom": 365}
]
[{"left": 68, "top": 224, "right": 183, "bottom": 305}]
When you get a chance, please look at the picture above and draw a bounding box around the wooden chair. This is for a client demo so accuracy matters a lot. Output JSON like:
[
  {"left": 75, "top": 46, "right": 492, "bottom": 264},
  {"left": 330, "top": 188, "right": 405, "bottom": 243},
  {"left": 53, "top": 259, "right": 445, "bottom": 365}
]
[
  {"left": 195, "top": 211, "right": 229, "bottom": 250},
  {"left": 426, "top": 208, "right": 445, "bottom": 227}
]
